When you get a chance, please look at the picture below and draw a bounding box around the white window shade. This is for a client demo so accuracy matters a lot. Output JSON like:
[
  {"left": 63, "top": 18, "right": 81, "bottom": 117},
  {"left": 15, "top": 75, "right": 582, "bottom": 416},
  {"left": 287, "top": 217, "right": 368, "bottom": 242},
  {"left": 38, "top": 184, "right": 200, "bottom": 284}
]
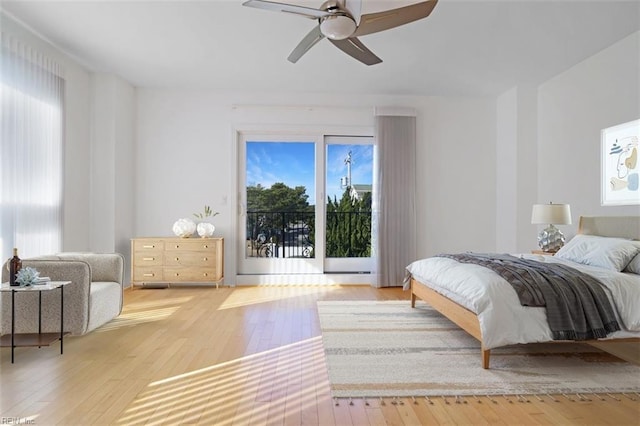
[{"left": 1, "top": 32, "right": 64, "bottom": 260}]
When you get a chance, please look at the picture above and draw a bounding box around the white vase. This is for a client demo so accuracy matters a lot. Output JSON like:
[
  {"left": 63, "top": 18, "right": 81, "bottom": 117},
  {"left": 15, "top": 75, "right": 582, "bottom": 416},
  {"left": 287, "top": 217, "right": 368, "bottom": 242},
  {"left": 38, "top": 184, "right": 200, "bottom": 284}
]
[
  {"left": 197, "top": 222, "right": 215, "bottom": 238},
  {"left": 172, "top": 218, "right": 196, "bottom": 238}
]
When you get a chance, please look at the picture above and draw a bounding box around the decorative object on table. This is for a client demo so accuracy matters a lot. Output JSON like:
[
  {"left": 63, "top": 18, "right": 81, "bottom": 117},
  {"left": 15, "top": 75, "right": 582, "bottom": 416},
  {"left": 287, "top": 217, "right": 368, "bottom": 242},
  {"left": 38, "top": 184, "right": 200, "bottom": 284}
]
[
  {"left": 531, "top": 202, "right": 571, "bottom": 253},
  {"left": 14, "top": 266, "right": 40, "bottom": 287},
  {"left": 8, "top": 247, "right": 22, "bottom": 286},
  {"left": 172, "top": 218, "right": 196, "bottom": 238},
  {"left": 601, "top": 119, "right": 639, "bottom": 206},
  {"left": 196, "top": 222, "right": 215, "bottom": 238},
  {"left": 193, "top": 205, "right": 219, "bottom": 238}
]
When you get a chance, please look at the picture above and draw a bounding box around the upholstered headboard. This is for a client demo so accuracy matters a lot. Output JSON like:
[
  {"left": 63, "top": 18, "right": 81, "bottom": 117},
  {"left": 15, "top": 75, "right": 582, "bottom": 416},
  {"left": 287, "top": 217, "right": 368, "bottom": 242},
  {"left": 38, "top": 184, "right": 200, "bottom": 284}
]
[{"left": 578, "top": 216, "right": 640, "bottom": 240}]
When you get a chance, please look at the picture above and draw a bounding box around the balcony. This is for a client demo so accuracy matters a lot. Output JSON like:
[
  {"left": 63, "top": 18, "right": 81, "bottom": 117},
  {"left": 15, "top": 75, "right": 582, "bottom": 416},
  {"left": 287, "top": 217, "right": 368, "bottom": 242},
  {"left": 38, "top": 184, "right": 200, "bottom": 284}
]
[{"left": 245, "top": 210, "right": 371, "bottom": 259}]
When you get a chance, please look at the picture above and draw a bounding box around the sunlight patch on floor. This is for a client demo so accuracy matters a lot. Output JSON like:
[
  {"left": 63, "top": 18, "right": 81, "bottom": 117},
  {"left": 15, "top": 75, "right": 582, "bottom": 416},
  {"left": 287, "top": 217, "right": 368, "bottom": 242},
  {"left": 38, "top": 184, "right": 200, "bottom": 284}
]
[
  {"left": 115, "top": 336, "right": 330, "bottom": 425},
  {"left": 95, "top": 296, "right": 193, "bottom": 332},
  {"left": 95, "top": 307, "right": 180, "bottom": 332},
  {"left": 123, "top": 296, "right": 194, "bottom": 310},
  {"left": 217, "top": 285, "right": 340, "bottom": 310}
]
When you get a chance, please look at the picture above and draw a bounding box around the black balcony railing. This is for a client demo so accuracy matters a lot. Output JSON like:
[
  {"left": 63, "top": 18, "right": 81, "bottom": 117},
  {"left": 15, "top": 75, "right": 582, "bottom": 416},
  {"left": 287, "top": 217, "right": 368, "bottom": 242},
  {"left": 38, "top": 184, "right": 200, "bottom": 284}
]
[
  {"left": 245, "top": 210, "right": 372, "bottom": 259},
  {"left": 246, "top": 211, "right": 315, "bottom": 258}
]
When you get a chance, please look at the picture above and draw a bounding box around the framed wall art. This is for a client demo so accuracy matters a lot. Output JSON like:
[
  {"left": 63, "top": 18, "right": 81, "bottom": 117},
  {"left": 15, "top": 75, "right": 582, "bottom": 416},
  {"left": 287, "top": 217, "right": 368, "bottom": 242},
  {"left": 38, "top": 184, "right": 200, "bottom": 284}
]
[{"left": 601, "top": 119, "right": 639, "bottom": 206}]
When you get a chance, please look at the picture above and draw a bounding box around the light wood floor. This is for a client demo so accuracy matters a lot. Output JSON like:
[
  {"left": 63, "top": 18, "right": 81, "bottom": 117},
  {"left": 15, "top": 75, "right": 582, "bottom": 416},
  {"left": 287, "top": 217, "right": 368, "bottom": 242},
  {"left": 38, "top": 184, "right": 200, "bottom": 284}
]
[{"left": 1, "top": 285, "right": 639, "bottom": 425}]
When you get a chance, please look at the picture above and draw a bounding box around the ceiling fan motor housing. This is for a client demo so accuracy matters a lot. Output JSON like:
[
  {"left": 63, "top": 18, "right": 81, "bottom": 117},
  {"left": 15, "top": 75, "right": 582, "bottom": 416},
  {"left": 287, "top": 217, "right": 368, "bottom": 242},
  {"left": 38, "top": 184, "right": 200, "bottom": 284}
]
[
  {"left": 319, "top": 0, "right": 356, "bottom": 40},
  {"left": 320, "top": 15, "right": 356, "bottom": 39}
]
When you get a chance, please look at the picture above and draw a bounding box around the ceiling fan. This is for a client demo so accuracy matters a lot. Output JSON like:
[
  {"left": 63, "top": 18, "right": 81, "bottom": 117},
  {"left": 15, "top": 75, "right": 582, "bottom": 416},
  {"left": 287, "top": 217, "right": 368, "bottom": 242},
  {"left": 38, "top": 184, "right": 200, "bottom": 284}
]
[{"left": 242, "top": 0, "right": 438, "bottom": 65}]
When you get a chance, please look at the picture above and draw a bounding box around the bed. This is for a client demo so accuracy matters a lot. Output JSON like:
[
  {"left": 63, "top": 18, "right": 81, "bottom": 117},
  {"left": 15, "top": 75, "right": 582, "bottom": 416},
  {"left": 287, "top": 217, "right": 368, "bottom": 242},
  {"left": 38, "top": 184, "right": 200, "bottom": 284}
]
[{"left": 406, "top": 215, "right": 640, "bottom": 369}]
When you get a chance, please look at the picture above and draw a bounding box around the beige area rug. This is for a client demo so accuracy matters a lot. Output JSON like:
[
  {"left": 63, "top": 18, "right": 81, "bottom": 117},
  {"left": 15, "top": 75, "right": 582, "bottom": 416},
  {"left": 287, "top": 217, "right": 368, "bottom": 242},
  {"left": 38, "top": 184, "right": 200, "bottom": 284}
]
[{"left": 317, "top": 300, "right": 640, "bottom": 398}]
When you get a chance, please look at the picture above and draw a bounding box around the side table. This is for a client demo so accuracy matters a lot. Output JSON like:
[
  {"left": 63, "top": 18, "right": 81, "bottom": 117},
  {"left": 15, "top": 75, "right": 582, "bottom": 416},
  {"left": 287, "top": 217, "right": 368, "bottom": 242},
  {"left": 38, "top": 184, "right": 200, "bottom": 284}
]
[{"left": 0, "top": 281, "right": 72, "bottom": 363}]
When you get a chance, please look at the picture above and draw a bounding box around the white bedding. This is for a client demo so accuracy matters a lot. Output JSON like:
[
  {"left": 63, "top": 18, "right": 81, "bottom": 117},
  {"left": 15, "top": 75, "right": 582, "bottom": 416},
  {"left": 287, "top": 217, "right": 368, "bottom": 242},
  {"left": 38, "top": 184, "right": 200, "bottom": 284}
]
[{"left": 406, "top": 254, "right": 640, "bottom": 350}]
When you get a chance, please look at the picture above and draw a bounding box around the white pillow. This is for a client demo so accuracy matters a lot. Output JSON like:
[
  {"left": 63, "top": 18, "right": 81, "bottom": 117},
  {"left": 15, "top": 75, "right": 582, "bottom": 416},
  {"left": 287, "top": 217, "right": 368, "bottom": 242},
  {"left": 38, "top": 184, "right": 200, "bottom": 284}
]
[
  {"left": 555, "top": 234, "right": 640, "bottom": 272},
  {"left": 623, "top": 241, "right": 640, "bottom": 274},
  {"left": 625, "top": 253, "right": 640, "bottom": 274}
]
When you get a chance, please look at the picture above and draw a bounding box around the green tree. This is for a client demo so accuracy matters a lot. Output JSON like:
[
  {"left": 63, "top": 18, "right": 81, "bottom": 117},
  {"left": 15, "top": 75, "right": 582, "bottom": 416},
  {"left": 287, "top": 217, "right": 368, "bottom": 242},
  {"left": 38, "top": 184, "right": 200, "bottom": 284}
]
[
  {"left": 246, "top": 182, "right": 314, "bottom": 256},
  {"left": 326, "top": 189, "right": 372, "bottom": 258},
  {"left": 247, "top": 182, "right": 311, "bottom": 212}
]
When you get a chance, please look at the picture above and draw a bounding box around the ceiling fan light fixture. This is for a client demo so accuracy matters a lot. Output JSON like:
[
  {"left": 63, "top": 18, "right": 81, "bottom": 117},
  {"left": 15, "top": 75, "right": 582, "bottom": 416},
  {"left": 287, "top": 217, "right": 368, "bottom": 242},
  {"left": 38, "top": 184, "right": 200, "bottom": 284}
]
[
  {"left": 320, "top": 15, "right": 356, "bottom": 40},
  {"left": 242, "top": 0, "right": 439, "bottom": 65}
]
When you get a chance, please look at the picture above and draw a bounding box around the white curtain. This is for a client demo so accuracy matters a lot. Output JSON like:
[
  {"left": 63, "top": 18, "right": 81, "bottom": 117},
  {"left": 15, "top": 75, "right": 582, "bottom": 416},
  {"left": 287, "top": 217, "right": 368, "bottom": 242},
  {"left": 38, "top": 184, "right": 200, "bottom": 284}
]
[
  {"left": 372, "top": 109, "right": 417, "bottom": 287},
  {"left": 1, "top": 33, "right": 64, "bottom": 261}
]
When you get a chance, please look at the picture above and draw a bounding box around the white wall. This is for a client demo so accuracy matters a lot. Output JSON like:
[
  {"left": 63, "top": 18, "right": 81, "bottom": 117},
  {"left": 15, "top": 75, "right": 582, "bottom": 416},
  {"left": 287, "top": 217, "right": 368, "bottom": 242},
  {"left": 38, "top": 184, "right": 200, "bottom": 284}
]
[
  {"left": 496, "top": 86, "right": 538, "bottom": 253},
  {"left": 538, "top": 31, "right": 640, "bottom": 239},
  {"left": 135, "top": 91, "right": 497, "bottom": 284},
  {"left": 90, "top": 73, "right": 136, "bottom": 282},
  {"left": 496, "top": 88, "right": 518, "bottom": 251},
  {"left": 515, "top": 88, "right": 538, "bottom": 251},
  {"left": 417, "top": 96, "right": 497, "bottom": 256}
]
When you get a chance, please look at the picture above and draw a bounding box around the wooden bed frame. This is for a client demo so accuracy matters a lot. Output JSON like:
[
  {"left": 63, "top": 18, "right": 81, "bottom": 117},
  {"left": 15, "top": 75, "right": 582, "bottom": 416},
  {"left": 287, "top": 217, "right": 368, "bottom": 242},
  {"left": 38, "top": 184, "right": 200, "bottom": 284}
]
[{"left": 410, "top": 215, "right": 640, "bottom": 369}]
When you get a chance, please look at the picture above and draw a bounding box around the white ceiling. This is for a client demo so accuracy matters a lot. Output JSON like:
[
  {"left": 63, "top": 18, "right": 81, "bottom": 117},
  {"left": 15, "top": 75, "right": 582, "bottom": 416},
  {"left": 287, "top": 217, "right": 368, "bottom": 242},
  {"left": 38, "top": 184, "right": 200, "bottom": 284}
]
[{"left": 2, "top": 0, "right": 639, "bottom": 96}]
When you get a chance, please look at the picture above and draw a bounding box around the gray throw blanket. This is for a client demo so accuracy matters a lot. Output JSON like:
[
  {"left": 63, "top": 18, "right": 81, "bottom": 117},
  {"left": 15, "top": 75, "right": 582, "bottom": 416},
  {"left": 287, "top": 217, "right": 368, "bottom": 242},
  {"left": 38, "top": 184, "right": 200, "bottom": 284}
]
[{"left": 436, "top": 253, "right": 620, "bottom": 341}]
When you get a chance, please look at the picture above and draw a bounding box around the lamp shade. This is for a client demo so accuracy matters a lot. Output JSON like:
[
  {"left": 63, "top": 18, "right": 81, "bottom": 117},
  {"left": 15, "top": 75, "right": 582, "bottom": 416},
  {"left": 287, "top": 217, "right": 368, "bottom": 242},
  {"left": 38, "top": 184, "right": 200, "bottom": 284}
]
[{"left": 531, "top": 203, "right": 572, "bottom": 225}]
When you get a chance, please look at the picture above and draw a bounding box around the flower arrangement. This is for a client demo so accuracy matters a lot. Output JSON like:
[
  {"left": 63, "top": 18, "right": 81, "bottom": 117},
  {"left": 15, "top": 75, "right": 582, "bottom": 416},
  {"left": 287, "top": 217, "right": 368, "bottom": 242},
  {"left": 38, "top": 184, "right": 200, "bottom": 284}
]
[
  {"left": 193, "top": 205, "right": 219, "bottom": 220},
  {"left": 15, "top": 267, "right": 40, "bottom": 287}
]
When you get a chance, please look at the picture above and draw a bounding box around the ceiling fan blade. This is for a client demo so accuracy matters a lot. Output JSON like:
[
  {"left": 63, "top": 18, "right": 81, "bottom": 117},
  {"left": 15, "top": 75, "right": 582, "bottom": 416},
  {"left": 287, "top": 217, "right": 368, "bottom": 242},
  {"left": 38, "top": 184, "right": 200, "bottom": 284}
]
[
  {"left": 329, "top": 37, "right": 382, "bottom": 65},
  {"left": 353, "top": 0, "right": 438, "bottom": 37},
  {"left": 288, "top": 25, "right": 325, "bottom": 63},
  {"left": 343, "top": 0, "right": 362, "bottom": 25},
  {"left": 242, "top": 0, "right": 331, "bottom": 19}
]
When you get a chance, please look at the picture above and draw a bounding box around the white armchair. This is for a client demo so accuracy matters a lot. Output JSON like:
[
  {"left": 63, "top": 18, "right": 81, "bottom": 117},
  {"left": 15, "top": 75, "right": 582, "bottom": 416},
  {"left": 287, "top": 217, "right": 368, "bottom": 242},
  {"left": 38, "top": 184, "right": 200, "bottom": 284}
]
[{"left": 1, "top": 253, "right": 124, "bottom": 335}]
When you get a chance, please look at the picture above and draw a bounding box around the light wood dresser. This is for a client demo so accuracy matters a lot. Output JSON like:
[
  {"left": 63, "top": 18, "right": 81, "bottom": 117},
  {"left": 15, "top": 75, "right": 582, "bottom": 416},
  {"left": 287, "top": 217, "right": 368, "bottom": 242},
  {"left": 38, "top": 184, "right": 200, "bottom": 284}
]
[{"left": 131, "top": 237, "right": 224, "bottom": 288}]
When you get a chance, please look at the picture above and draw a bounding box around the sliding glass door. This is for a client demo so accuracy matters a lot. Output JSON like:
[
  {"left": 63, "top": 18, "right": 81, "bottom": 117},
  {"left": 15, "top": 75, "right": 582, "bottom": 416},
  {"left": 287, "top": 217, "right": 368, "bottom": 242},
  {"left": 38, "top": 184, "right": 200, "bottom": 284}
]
[
  {"left": 237, "top": 132, "right": 373, "bottom": 276},
  {"left": 324, "top": 136, "right": 374, "bottom": 273}
]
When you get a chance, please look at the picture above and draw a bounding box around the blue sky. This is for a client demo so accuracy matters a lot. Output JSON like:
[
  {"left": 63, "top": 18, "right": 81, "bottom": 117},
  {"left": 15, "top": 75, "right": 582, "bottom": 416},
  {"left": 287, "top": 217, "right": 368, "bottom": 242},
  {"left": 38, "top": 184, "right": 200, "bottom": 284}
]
[{"left": 246, "top": 141, "right": 373, "bottom": 205}]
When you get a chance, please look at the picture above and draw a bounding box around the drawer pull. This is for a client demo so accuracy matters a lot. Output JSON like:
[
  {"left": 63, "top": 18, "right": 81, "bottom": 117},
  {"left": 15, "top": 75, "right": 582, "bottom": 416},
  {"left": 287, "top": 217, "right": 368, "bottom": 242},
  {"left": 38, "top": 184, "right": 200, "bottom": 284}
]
[
  {"left": 143, "top": 257, "right": 155, "bottom": 261},
  {"left": 203, "top": 273, "right": 208, "bottom": 277},
  {"left": 143, "top": 273, "right": 155, "bottom": 277},
  {"left": 143, "top": 245, "right": 155, "bottom": 249},
  {"left": 174, "top": 273, "right": 180, "bottom": 277},
  {"left": 175, "top": 257, "right": 180, "bottom": 261},
  {"left": 203, "top": 257, "right": 208, "bottom": 261},
  {"left": 175, "top": 245, "right": 180, "bottom": 249},
  {"left": 204, "top": 245, "right": 209, "bottom": 249}
]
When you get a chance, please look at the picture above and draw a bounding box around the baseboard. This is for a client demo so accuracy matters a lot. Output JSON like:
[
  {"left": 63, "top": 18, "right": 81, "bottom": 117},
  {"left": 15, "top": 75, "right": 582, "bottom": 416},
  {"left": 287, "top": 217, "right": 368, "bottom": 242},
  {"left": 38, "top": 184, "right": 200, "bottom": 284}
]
[{"left": 234, "top": 273, "right": 378, "bottom": 286}]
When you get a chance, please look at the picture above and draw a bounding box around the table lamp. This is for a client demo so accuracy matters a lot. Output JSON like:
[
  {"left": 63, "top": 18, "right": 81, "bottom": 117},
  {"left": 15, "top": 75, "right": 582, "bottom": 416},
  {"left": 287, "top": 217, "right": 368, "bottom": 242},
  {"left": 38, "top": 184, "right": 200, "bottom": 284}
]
[{"left": 531, "top": 202, "right": 572, "bottom": 253}]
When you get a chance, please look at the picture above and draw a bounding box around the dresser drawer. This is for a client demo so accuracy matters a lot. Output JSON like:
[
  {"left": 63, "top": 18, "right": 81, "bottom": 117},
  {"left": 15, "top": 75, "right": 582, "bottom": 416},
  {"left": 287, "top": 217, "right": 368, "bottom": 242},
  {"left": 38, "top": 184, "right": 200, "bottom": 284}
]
[
  {"left": 133, "top": 239, "right": 165, "bottom": 252},
  {"left": 164, "top": 252, "right": 216, "bottom": 267},
  {"left": 165, "top": 239, "right": 217, "bottom": 252},
  {"left": 132, "top": 267, "right": 163, "bottom": 282},
  {"left": 163, "top": 267, "right": 218, "bottom": 282},
  {"left": 133, "top": 252, "right": 163, "bottom": 266}
]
